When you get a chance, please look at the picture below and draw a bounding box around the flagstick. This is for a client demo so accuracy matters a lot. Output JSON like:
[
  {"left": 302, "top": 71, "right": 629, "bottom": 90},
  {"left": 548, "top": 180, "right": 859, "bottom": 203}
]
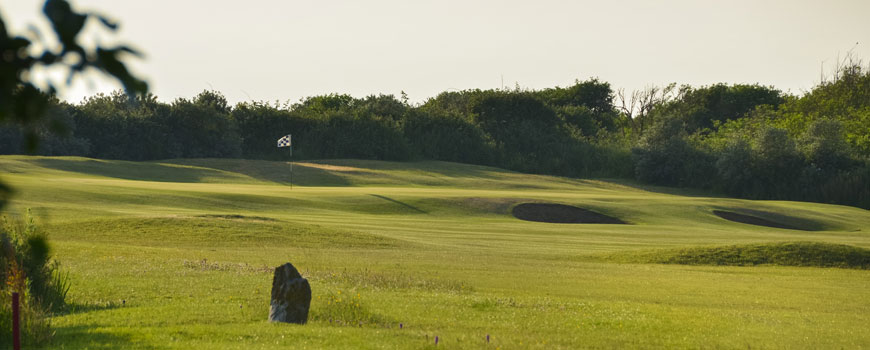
[
  {"left": 290, "top": 145, "right": 293, "bottom": 190},
  {"left": 277, "top": 134, "right": 293, "bottom": 190},
  {"left": 12, "top": 292, "right": 20, "bottom": 350}
]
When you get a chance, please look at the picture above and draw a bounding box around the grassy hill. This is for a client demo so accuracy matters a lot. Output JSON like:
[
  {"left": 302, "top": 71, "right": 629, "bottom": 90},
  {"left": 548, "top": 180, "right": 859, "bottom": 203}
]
[{"left": 1, "top": 155, "right": 869, "bottom": 349}]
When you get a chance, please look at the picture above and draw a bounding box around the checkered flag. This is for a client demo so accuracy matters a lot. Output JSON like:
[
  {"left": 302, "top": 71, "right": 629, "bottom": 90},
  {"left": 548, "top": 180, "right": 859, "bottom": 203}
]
[{"left": 277, "top": 134, "right": 292, "bottom": 148}]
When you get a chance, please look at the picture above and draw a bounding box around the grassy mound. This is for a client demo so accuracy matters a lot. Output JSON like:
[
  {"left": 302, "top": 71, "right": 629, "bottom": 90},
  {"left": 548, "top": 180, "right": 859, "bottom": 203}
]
[
  {"left": 46, "top": 216, "right": 401, "bottom": 249},
  {"left": 511, "top": 203, "right": 626, "bottom": 224},
  {"left": 607, "top": 242, "right": 870, "bottom": 269}
]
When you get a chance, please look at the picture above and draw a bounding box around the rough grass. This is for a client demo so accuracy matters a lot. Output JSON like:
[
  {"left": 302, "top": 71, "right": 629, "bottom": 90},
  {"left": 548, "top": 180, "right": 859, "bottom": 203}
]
[
  {"left": 306, "top": 269, "right": 471, "bottom": 293},
  {"left": 310, "top": 289, "right": 392, "bottom": 327},
  {"left": 602, "top": 241, "right": 870, "bottom": 269}
]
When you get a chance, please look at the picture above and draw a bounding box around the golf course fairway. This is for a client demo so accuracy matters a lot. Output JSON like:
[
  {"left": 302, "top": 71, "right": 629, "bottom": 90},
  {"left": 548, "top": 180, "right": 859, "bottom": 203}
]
[{"left": 1, "top": 155, "right": 869, "bottom": 349}]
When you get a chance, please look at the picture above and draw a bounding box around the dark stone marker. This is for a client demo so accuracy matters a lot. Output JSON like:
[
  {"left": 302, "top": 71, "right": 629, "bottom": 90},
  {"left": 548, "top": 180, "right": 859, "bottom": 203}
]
[{"left": 269, "top": 263, "right": 311, "bottom": 324}]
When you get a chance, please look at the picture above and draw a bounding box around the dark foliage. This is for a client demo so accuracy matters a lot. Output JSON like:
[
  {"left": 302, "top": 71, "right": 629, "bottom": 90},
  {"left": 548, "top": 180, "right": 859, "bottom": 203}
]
[
  {"left": 632, "top": 118, "right": 715, "bottom": 187},
  {"left": 535, "top": 78, "right": 620, "bottom": 135},
  {"left": 402, "top": 110, "right": 494, "bottom": 164},
  {"left": 1, "top": 213, "right": 70, "bottom": 346},
  {"left": 657, "top": 84, "right": 785, "bottom": 133}
]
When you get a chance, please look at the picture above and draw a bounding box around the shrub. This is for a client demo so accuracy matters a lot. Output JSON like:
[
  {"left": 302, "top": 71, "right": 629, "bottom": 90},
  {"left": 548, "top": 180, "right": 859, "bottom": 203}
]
[
  {"left": 632, "top": 118, "right": 715, "bottom": 186},
  {"left": 715, "top": 138, "right": 756, "bottom": 197},
  {"left": 403, "top": 111, "right": 495, "bottom": 164},
  {"left": 752, "top": 126, "right": 804, "bottom": 197},
  {"left": 800, "top": 119, "right": 853, "bottom": 172},
  {"left": 306, "top": 112, "right": 412, "bottom": 161},
  {"left": 1, "top": 211, "right": 69, "bottom": 346},
  {"left": 164, "top": 91, "right": 243, "bottom": 159}
]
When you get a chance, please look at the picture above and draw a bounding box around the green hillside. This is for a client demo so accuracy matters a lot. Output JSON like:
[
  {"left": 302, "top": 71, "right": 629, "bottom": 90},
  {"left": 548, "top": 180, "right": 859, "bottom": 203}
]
[{"left": 1, "top": 155, "right": 869, "bottom": 349}]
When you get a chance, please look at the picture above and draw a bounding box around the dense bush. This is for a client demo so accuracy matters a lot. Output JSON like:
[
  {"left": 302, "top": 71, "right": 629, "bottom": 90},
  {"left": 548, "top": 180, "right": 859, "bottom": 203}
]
[
  {"left": 402, "top": 110, "right": 495, "bottom": 165},
  {"left": 73, "top": 92, "right": 176, "bottom": 160},
  {"left": 164, "top": 91, "right": 242, "bottom": 158},
  {"left": 534, "top": 79, "right": 620, "bottom": 135},
  {"left": 306, "top": 112, "right": 412, "bottom": 161},
  {"left": 0, "top": 94, "right": 89, "bottom": 156},
  {"left": 697, "top": 64, "right": 870, "bottom": 207},
  {"left": 655, "top": 84, "right": 784, "bottom": 133},
  {"left": 714, "top": 138, "right": 756, "bottom": 196},
  {"left": 1, "top": 211, "right": 70, "bottom": 347},
  {"left": 800, "top": 119, "right": 853, "bottom": 172},
  {"left": 632, "top": 118, "right": 715, "bottom": 187},
  {"left": 232, "top": 102, "right": 310, "bottom": 159},
  {"left": 469, "top": 91, "right": 574, "bottom": 173}
]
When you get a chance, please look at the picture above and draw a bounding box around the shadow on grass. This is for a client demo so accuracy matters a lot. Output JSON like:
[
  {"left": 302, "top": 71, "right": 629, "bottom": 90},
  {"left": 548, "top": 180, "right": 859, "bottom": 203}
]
[
  {"left": 368, "top": 194, "right": 427, "bottom": 214},
  {"left": 66, "top": 300, "right": 124, "bottom": 314},
  {"left": 172, "top": 158, "right": 531, "bottom": 187},
  {"left": 33, "top": 156, "right": 594, "bottom": 189},
  {"left": 52, "top": 325, "right": 153, "bottom": 349},
  {"left": 168, "top": 159, "right": 352, "bottom": 186},
  {"left": 32, "top": 157, "right": 357, "bottom": 186},
  {"left": 33, "top": 158, "right": 227, "bottom": 183},
  {"left": 713, "top": 207, "right": 829, "bottom": 231}
]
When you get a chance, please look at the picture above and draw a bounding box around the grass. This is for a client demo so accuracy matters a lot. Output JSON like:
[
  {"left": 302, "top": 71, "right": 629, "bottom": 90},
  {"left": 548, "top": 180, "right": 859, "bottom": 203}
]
[{"left": 0, "top": 155, "right": 869, "bottom": 349}]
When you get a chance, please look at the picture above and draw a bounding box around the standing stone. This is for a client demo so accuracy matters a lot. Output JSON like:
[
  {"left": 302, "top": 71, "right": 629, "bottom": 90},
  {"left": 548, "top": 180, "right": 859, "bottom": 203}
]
[{"left": 269, "top": 263, "right": 311, "bottom": 324}]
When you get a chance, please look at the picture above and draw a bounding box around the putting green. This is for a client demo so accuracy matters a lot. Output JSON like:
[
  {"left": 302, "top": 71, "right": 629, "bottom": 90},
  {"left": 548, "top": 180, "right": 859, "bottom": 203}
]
[{"left": 1, "top": 155, "right": 869, "bottom": 349}]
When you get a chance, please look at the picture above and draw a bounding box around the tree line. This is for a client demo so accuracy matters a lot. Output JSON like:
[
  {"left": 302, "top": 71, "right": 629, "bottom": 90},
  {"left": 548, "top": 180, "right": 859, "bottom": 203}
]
[{"left": 2, "top": 68, "right": 868, "bottom": 208}]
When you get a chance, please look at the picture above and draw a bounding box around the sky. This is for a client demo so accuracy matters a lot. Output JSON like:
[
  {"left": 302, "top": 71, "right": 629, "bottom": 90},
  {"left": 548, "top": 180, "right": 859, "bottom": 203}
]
[{"left": 2, "top": 0, "right": 869, "bottom": 105}]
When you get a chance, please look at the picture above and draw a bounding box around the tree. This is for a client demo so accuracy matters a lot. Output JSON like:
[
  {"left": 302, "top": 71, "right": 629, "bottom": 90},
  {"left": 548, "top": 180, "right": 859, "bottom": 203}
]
[
  {"left": 715, "top": 138, "right": 755, "bottom": 196},
  {"left": 535, "top": 79, "right": 620, "bottom": 135},
  {"left": 752, "top": 126, "right": 804, "bottom": 197},
  {"left": 656, "top": 83, "right": 784, "bottom": 133},
  {"left": 166, "top": 91, "right": 242, "bottom": 158},
  {"left": 469, "top": 91, "right": 569, "bottom": 172},
  {"left": 800, "top": 119, "right": 852, "bottom": 172},
  {"left": 632, "top": 118, "right": 714, "bottom": 187},
  {"left": 616, "top": 83, "right": 677, "bottom": 137}
]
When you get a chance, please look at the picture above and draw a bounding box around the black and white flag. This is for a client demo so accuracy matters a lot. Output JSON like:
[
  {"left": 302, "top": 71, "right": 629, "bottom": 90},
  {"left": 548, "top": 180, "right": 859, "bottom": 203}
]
[{"left": 277, "top": 134, "right": 292, "bottom": 148}]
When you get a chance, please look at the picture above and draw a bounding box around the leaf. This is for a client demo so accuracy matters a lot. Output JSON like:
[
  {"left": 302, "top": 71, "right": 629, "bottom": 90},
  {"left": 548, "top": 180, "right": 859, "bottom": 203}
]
[
  {"left": 95, "top": 47, "right": 149, "bottom": 97},
  {"left": 43, "top": 0, "right": 88, "bottom": 50},
  {"left": 26, "top": 24, "right": 44, "bottom": 42},
  {"left": 0, "top": 14, "right": 8, "bottom": 38},
  {"left": 96, "top": 15, "right": 118, "bottom": 31},
  {"left": 113, "top": 45, "right": 144, "bottom": 58},
  {"left": 37, "top": 51, "right": 58, "bottom": 65}
]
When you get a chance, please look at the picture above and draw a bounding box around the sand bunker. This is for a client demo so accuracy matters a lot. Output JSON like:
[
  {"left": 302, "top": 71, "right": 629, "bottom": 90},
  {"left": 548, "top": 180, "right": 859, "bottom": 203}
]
[
  {"left": 712, "top": 210, "right": 809, "bottom": 231},
  {"left": 512, "top": 203, "right": 626, "bottom": 224}
]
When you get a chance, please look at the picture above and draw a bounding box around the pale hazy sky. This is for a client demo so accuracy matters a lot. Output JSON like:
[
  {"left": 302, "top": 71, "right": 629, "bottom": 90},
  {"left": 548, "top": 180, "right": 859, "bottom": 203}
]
[{"left": 2, "top": 0, "right": 869, "bottom": 104}]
